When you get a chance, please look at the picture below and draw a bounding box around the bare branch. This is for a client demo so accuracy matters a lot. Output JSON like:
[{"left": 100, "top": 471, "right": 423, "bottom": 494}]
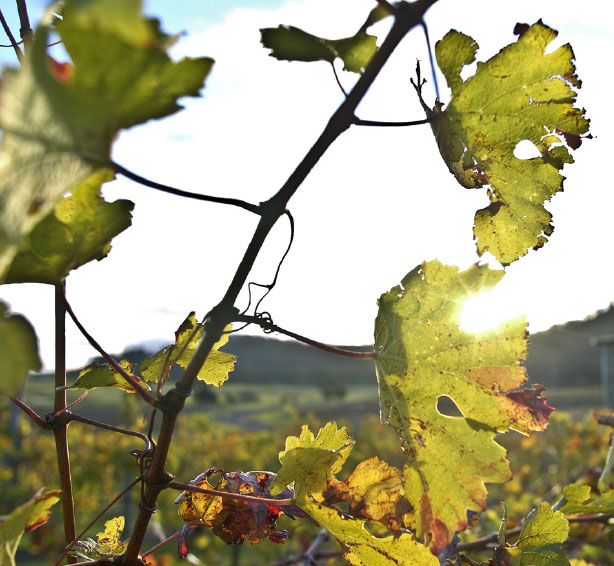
[
  {"left": 236, "top": 314, "right": 375, "bottom": 359},
  {"left": 0, "top": 8, "right": 23, "bottom": 61},
  {"left": 9, "top": 397, "right": 50, "bottom": 429},
  {"left": 167, "top": 481, "right": 295, "bottom": 507},
  {"left": 112, "top": 161, "right": 261, "bottom": 215}
]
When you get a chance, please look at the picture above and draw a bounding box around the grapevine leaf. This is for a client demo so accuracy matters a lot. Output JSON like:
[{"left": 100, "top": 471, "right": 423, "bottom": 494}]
[
  {"left": 423, "top": 22, "right": 589, "bottom": 263},
  {"left": 0, "top": 0, "right": 213, "bottom": 279},
  {"left": 275, "top": 424, "right": 438, "bottom": 566},
  {"left": 4, "top": 170, "right": 133, "bottom": 284},
  {"left": 70, "top": 516, "right": 129, "bottom": 561},
  {"left": 323, "top": 456, "right": 412, "bottom": 531},
  {"left": 58, "top": 360, "right": 150, "bottom": 394},
  {"left": 374, "top": 260, "right": 553, "bottom": 553},
  {"left": 308, "top": 504, "right": 439, "bottom": 566},
  {"left": 270, "top": 422, "right": 354, "bottom": 495},
  {"left": 176, "top": 469, "right": 298, "bottom": 548},
  {"left": 140, "top": 313, "right": 235, "bottom": 387},
  {"left": 559, "top": 484, "right": 614, "bottom": 515},
  {"left": 0, "top": 489, "right": 61, "bottom": 566},
  {"left": 0, "top": 301, "right": 41, "bottom": 396},
  {"left": 260, "top": 16, "right": 378, "bottom": 74},
  {"left": 495, "top": 503, "right": 570, "bottom": 566}
]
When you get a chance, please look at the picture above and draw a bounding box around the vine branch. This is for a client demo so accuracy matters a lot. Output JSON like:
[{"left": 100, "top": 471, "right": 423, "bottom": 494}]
[
  {"left": 236, "top": 314, "right": 375, "bottom": 359},
  {"left": 167, "top": 481, "right": 295, "bottom": 507},
  {"left": 61, "top": 291, "right": 157, "bottom": 407},
  {"left": 112, "top": 161, "right": 261, "bottom": 215},
  {"left": 0, "top": 8, "right": 23, "bottom": 60},
  {"left": 10, "top": 397, "right": 50, "bottom": 429},
  {"left": 53, "top": 282, "right": 78, "bottom": 565},
  {"left": 353, "top": 115, "right": 434, "bottom": 127}
]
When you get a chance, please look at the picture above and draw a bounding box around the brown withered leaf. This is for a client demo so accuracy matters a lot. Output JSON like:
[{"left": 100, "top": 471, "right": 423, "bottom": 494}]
[
  {"left": 175, "top": 468, "right": 303, "bottom": 554},
  {"left": 324, "top": 457, "right": 412, "bottom": 532}
]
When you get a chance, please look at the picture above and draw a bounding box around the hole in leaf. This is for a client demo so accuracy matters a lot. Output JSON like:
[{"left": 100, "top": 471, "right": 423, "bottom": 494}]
[
  {"left": 513, "top": 140, "right": 541, "bottom": 159},
  {"left": 460, "top": 60, "right": 477, "bottom": 82},
  {"left": 437, "top": 395, "right": 463, "bottom": 417}
]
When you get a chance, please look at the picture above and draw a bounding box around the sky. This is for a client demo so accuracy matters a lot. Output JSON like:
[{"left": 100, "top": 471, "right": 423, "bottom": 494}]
[{"left": 1, "top": 0, "right": 613, "bottom": 369}]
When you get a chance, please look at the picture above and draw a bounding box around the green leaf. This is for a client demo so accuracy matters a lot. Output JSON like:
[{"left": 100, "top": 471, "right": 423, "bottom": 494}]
[
  {"left": 374, "top": 260, "right": 553, "bottom": 553},
  {"left": 516, "top": 503, "right": 570, "bottom": 566},
  {"left": 0, "top": 0, "right": 213, "bottom": 280},
  {"left": 0, "top": 301, "right": 41, "bottom": 396},
  {"left": 140, "top": 313, "right": 235, "bottom": 387},
  {"left": 260, "top": 24, "right": 377, "bottom": 74},
  {"left": 424, "top": 22, "right": 589, "bottom": 264},
  {"left": 559, "top": 483, "right": 614, "bottom": 515},
  {"left": 0, "top": 489, "right": 61, "bottom": 566},
  {"left": 4, "top": 169, "right": 133, "bottom": 284},
  {"left": 270, "top": 422, "right": 354, "bottom": 495},
  {"left": 59, "top": 360, "right": 150, "bottom": 394}
]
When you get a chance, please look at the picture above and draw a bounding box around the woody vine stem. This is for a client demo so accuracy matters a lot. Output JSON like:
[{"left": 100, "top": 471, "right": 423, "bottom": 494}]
[{"left": 119, "top": 1, "right": 439, "bottom": 563}]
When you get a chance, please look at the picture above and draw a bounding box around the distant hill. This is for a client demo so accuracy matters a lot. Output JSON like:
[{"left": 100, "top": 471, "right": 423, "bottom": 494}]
[
  {"left": 37, "top": 306, "right": 614, "bottom": 390},
  {"left": 527, "top": 304, "right": 614, "bottom": 388}
]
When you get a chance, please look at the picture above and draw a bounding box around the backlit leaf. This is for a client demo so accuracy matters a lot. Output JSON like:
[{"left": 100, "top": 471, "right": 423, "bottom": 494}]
[
  {"left": 0, "top": 0, "right": 213, "bottom": 279},
  {"left": 176, "top": 468, "right": 299, "bottom": 549},
  {"left": 261, "top": 6, "right": 383, "bottom": 74},
  {"left": 0, "top": 301, "right": 41, "bottom": 396},
  {"left": 5, "top": 169, "right": 133, "bottom": 284},
  {"left": 58, "top": 360, "right": 150, "bottom": 394},
  {"left": 0, "top": 489, "right": 61, "bottom": 566},
  {"left": 420, "top": 22, "right": 589, "bottom": 264},
  {"left": 559, "top": 483, "right": 614, "bottom": 515},
  {"left": 274, "top": 424, "right": 438, "bottom": 566},
  {"left": 70, "top": 516, "right": 129, "bottom": 561},
  {"left": 324, "top": 456, "right": 412, "bottom": 532},
  {"left": 374, "top": 260, "right": 553, "bottom": 552},
  {"left": 495, "top": 503, "right": 570, "bottom": 566},
  {"left": 140, "top": 313, "right": 234, "bottom": 387},
  {"left": 270, "top": 422, "right": 354, "bottom": 495}
]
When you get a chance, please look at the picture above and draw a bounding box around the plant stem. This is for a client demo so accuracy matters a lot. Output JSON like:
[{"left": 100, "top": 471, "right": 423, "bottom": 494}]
[
  {"left": 0, "top": 8, "right": 23, "bottom": 60},
  {"left": 53, "top": 282, "right": 78, "bottom": 565},
  {"left": 66, "top": 412, "right": 152, "bottom": 450},
  {"left": 112, "top": 161, "right": 261, "bottom": 215},
  {"left": 62, "top": 292, "right": 156, "bottom": 406},
  {"left": 15, "top": 0, "right": 32, "bottom": 45},
  {"left": 9, "top": 397, "right": 50, "bottom": 429},
  {"left": 141, "top": 530, "right": 181, "bottom": 558},
  {"left": 167, "top": 481, "right": 295, "bottom": 507},
  {"left": 122, "top": 3, "right": 439, "bottom": 562},
  {"left": 353, "top": 116, "right": 434, "bottom": 127},
  {"left": 236, "top": 314, "right": 375, "bottom": 359}
]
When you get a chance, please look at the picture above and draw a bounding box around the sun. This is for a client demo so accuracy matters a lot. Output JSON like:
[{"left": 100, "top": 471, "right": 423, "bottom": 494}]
[{"left": 458, "top": 289, "right": 522, "bottom": 334}]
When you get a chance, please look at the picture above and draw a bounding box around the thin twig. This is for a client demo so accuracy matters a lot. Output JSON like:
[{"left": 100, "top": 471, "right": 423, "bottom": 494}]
[
  {"left": 112, "top": 161, "right": 261, "bottom": 215},
  {"left": 53, "top": 476, "right": 143, "bottom": 566},
  {"left": 303, "top": 528, "right": 329, "bottom": 566},
  {"left": 168, "top": 481, "right": 295, "bottom": 507},
  {"left": 62, "top": 292, "right": 157, "bottom": 407},
  {"left": 236, "top": 314, "right": 376, "bottom": 359},
  {"left": 52, "top": 391, "right": 89, "bottom": 419},
  {"left": 141, "top": 530, "right": 181, "bottom": 558},
  {"left": 330, "top": 62, "right": 348, "bottom": 97},
  {"left": 65, "top": 412, "right": 152, "bottom": 450},
  {"left": 0, "top": 8, "right": 23, "bottom": 61},
  {"left": 353, "top": 116, "right": 434, "bottom": 127},
  {"left": 595, "top": 412, "right": 614, "bottom": 427},
  {"left": 9, "top": 397, "right": 50, "bottom": 429},
  {"left": 421, "top": 19, "right": 440, "bottom": 101}
]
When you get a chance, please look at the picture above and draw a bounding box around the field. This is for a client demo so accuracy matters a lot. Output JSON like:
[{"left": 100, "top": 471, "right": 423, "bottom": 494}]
[{"left": 4, "top": 375, "right": 610, "bottom": 565}]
